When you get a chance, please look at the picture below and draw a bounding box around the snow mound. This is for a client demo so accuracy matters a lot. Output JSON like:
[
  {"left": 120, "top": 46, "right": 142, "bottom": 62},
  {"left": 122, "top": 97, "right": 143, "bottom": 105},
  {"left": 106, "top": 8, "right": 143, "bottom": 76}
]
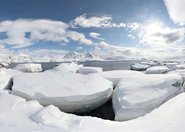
[
  {"left": 130, "top": 63, "right": 150, "bottom": 71},
  {"left": 146, "top": 66, "right": 170, "bottom": 74},
  {"left": 93, "top": 70, "right": 145, "bottom": 86},
  {"left": 12, "top": 72, "right": 113, "bottom": 113},
  {"left": 0, "top": 93, "right": 70, "bottom": 131},
  {"left": 78, "top": 67, "right": 103, "bottom": 75},
  {"left": 51, "top": 62, "right": 83, "bottom": 73},
  {"left": 113, "top": 73, "right": 183, "bottom": 121},
  {"left": 2, "top": 92, "right": 185, "bottom": 131},
  {"left": 14, "top": 63, "right": 42, "bottom": 73}
]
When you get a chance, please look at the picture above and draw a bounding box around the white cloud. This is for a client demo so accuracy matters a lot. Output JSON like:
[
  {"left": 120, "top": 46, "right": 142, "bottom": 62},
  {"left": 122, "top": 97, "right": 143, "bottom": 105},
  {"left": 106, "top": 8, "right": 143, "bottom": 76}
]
[
  {"left": 72, "top": 14, "right": 113, "bottom": 28},
  {"left": 138, "top": 21, "right": 185, "bottom": 47},
  {"left": 94, "top": 41, "right": 185, "bottom": 60},
  {"left": 72, "top": 14, "right": 139, "bottom": 29},
  {"left": 0, "top": 19, "right": 92, "bottom": 48},
  {"left": 67, "top": 31, "right": 92, "bottom": 45},
  {"left": 89, "top": 32, "right": 104, "bottom": 40},
  {"left": 164, "top": 0, "right": 185, "bottom": 25}
]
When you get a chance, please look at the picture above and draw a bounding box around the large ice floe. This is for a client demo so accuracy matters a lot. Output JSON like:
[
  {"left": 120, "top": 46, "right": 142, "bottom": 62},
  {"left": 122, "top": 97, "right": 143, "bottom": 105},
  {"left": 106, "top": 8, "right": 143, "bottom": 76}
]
[
  {"left": 113, "top": 73, "right": 183, "bottom": 121},
  {"left": 14, "top": 63, "right": 42, "bottom": 73},
  {"left": 93, "top": 70, "right": 145, "bottom": 86},
  {"left": 78, "top": 67, "right": 103, "bottom": 75},
  {"left": 1, "top": 92, "right": 185, "bottom": 132},
  {"left": 146, "top": 66, "right": 170, "bottom": 74},
  {"left": 11, "top": 71, "right": 113, "bottom": 113}
]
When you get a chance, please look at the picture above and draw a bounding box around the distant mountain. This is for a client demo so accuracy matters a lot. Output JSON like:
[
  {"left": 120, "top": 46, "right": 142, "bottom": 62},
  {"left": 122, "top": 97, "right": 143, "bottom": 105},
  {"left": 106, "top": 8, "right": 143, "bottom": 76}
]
[{"left": 63, "top": 52, "right": 102, "bottom": 61}]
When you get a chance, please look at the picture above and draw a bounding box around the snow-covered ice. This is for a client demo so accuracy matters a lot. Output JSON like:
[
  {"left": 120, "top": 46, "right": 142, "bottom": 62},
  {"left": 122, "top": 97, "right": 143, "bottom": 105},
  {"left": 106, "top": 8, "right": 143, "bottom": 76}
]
[
  {"left": 93, "top": 70, "right": 145, "bottom": 86},
  {"left": 113, "top": 73, "right": 183, "bottom": 121},
  {"left": 168, "top": 69, "right": 185, "bottom": 81},
  {"left": 78, "top": 67, "right": 103, "bottom": 74},
  {"left": 1, "top": 93, "right": 185, "bottom": 131},
  {"left": 0, "top": 70, "right": 11, "bottom": 90},
  {"left": 130, "top": 63, "right": 150, "bottom": 71},
  {"left": 146, "top": 66, "right": 170, "bottom": 74},
  {"left": 14, "top": 63, "right": 42, "bottom": 72},
  {"left": 0, "top": 62, "right": 9, "bottom": 68},
  {"left": 11, "top": 71, "right": 113, "bottom": 112},
  {"left": 0, "top": 68, "right": 22, "bottom": 77}
]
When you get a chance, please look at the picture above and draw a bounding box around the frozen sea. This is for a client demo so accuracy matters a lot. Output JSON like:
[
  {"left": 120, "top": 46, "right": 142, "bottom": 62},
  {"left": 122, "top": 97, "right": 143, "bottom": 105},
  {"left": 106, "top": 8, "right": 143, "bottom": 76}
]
[{"left": 9, "top": 60, "right": 139, "bottom": 71}]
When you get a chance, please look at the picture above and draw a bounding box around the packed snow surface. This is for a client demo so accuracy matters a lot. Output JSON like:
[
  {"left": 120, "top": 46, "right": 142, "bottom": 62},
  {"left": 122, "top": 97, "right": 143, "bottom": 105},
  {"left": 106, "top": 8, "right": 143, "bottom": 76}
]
[
  {"left": 113, "top": 73, "right": 183, "bottom": 121},
  {"left": 11, "top": 71, "right": 113, "bottom": 112}
]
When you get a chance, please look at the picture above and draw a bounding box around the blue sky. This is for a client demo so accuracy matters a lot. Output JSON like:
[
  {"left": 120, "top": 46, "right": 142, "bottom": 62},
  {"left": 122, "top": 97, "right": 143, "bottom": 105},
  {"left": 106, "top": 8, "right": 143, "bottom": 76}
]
[{"left": 0, "top": 0, "right": 185, "bottom": 59}]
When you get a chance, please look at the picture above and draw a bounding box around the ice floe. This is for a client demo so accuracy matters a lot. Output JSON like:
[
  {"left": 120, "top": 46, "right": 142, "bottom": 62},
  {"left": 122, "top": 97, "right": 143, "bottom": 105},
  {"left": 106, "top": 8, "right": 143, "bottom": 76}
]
[
  {"left": 11, "top": 72, "right": 113, "bottom": 113},
  {"left": 14, "top": 63, "right": 42, "bottom": 73},
  {"left": 146, "top": 66, "right": 170, "bottom": 74},
  {"left": 113, "top": 73, "right": 183, "bottom": 121},
  {"left": 130, "top": 63, "right": 150, "bottom": 71}
]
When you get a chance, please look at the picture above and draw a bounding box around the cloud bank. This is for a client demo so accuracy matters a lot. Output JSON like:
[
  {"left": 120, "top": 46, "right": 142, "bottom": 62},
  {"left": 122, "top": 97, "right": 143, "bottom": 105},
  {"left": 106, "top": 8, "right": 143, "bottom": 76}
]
[
  {"left": 0, "top": 19, "right": 92, "bottom": 48},
  {"left": 164, "top": 0, "right": 185, "bottom": 25}
]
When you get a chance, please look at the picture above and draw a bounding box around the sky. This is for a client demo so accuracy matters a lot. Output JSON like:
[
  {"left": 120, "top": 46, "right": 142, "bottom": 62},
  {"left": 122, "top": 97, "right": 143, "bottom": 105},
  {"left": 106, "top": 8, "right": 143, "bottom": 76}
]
[{"left": 0, "top": 0, "right": 185, "bottom": 60}]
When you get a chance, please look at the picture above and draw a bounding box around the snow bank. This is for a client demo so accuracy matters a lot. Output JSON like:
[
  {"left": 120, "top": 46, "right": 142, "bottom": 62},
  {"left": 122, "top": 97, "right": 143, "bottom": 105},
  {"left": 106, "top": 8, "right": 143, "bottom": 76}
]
[
  {"left": 78, "top": 67, "right": 103, "bottom": 75},
  {"left": 14, "top": 63, "right": 42, "bottom": 73},
  {"left": 146, "top": 66, "right": 170, "bottom": 74},
  {"left": 1, "top": 92, "right": 185, "bottom": 131},
  {"left": 12, "top": 72, "right": 113, "bottom": 112},
  {"left": 130, "top": 63, "right": 150, "bottom": 71},
  {"left": 51, "top": 62, "right": 83, "bottom": 73},
  {"left": 93, "top": 70, "right": 145, "bottom": 86},
  {"left": 113, "top": 73, "right": 183, "bottom": 121}
]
